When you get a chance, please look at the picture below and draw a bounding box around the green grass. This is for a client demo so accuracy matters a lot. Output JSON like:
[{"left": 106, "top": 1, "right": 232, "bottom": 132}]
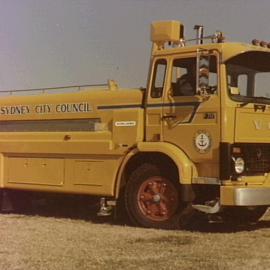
[{"left": 0, "top": 208, "right": 269, "bottom": 270}]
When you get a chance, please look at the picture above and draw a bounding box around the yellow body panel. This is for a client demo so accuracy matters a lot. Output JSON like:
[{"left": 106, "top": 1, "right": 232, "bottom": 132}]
[
  {"left": 235, "top": 106, "right": 270, "bottom": 143},
  {"left": 137, "top": 141, "right": 198, "bottom": 184},
  {"left": 7, "top": 157, "right": 64, "bottom": 186},
  {"left": 0, "top": 87, "right": 144, "bottom": 196}
]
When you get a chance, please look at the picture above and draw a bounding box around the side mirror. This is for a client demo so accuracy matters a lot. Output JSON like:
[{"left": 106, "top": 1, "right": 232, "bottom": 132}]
[{"left": 197, "top": 55, "right": 210, "bottom": 95}]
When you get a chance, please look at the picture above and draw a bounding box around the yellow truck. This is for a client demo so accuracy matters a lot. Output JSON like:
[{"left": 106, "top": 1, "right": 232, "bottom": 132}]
[{"left": 0, "top": 20, "right": 269, "bottom": 229}]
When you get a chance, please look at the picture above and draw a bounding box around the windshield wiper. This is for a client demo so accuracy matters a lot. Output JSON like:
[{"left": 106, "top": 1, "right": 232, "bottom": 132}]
[
  {"left": 254, "top": 96, "right": 270, "bottom": 100},
  {"left": 253, "top": 96, "right": 270, "bottom": 104}
]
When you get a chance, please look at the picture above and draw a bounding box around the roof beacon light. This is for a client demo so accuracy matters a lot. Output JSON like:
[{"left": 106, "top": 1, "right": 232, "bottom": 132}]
[
  {"left": 216, "top": 31, "right": 225, "bottom": 43},
  {"left": 252, "top": 39, "right": 270, "bottom": 48},
  {"left": 260, "top": 41, "right": 268, "bottom": 48},
  {"left": 252, "top": 39, "right": 260, "bottom": 46}
]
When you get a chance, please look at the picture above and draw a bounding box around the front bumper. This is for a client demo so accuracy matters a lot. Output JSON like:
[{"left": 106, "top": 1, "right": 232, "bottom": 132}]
[{"left": 221, "top": 185, "right": 270, "bottom": 206}]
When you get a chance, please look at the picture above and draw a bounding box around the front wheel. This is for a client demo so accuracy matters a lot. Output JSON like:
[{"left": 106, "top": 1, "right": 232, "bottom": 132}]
[{"left": 124, "top": 163, "right": 194, "bottom": 229}]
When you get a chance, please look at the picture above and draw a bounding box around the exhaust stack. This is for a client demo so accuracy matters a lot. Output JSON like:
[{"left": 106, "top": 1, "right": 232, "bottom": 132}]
[{"left": 194, "top": 25, "right": 204, "bottom": 44}]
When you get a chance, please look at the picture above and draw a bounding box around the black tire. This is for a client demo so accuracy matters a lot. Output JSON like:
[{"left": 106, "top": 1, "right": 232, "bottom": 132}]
[
  {"left": 0, "top": 190, "right": 3, "bottom": 212},
  {"left": 124, "top": 163, "right": 194, "bottom": 229},
  {"left": 222, "top": 206, "right": 267, "bottom": 225}
]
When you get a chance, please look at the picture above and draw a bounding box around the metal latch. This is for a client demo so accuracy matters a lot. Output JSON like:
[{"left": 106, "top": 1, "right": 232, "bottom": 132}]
[{"left": 162, "top": 114, "right": 176, "bottom": 120}]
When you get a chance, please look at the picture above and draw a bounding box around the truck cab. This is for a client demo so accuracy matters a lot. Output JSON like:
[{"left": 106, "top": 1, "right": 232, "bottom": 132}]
[{"left": 132, "top": 21, "right": 270, "bottom": 227}]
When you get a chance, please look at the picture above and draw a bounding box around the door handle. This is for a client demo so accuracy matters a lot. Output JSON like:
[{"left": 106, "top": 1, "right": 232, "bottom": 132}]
[{"left": 162, "top": 114, "right": 176, "bottom": 120}]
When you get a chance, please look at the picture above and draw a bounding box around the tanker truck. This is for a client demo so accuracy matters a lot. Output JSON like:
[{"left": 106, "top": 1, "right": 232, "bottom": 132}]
[{"left": 0, "top": 20, "right": 269, "bottom": 229}]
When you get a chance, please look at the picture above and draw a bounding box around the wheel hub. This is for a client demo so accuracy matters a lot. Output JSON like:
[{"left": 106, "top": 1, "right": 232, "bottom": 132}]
[{"left": 153, "top": 194, "right": 161, "bottom": 203}]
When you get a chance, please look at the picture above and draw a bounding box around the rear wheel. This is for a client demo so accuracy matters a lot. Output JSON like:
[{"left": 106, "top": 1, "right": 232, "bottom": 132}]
[{"left": 124, "top": 163, "right": 194, "bottom": 229}]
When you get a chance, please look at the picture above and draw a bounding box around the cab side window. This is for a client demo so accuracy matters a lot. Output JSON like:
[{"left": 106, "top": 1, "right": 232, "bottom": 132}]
[
  {"left": 151, "top": 59, "right": 167, "bottom": 98},
  {"left": 172, "top": 58, "right": 196, "bottom": 96},
  {"left": 172, "top": 56, "right": 218, "bottom": 96},
  {"left": 228, "top": 71, "right": 248, "bottom": 96}
]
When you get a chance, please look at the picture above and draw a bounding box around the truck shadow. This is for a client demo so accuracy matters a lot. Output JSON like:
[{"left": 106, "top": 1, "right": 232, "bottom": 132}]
[
  {"left": 184, "top": 219, "right": 270, "bottom": 233},
  {"left": 2, "top": 194, "right": 107, "bottom": 224},
  {"left": 3, "top": 195, "right": 270, "bottom": 233}
]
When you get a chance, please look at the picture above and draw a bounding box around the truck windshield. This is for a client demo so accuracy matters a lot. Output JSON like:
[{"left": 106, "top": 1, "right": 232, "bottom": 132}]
[{"left": 226, "top": 51, "right": 270, "bottom": 104}]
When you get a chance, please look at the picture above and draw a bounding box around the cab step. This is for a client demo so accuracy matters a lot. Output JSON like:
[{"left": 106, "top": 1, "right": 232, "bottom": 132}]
[
  {"left": 97, "top": 197, "right": 116, "bottom": 217},
  {"left": 192, "top": 200, "right": 220, "bottom": 214}
]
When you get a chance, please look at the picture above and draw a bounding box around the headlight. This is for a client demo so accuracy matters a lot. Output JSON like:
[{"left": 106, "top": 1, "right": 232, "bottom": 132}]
[{"left": 233, "top": 157, "right": 245, "bottom": 174}]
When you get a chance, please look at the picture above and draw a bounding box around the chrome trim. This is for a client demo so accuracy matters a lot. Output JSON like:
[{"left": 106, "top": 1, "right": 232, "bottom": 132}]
[
  {"left": 222, "top": 187, "right": 270, "bottom": 206},
  {"left": 192, "top": 177, "right": 220, "bottom": 185},
  {"left": 0, "top": 118, "right": 100, "bottom": 132}
]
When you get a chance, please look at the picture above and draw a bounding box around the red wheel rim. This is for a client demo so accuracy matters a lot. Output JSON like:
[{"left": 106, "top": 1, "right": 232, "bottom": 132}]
[{"left": 137, "top": 176, "right": 179, "bottom": 222}]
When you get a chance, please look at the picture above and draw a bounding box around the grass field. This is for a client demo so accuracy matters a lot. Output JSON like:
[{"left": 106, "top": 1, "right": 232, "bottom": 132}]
[{"left": 0, "top": 204, "right": 269, "bottom": 270}]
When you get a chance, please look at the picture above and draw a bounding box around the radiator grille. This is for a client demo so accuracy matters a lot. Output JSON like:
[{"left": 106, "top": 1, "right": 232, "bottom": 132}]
[{"left": 244, "top": 145, "right": 270, "bottom": 174}]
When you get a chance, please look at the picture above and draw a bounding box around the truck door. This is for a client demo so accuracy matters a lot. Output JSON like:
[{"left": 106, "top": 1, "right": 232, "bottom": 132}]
[
  {"left": 145, "top": 58, "right": 167, "bottom": 142},
  {"left": 162, "top": 53, "right": 221, "bottom": 178}
]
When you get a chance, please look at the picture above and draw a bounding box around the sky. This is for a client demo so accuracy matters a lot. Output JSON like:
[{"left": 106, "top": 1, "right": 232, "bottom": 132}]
[{"left": 1, "top": 0, "right": 270, "bottom": 90}]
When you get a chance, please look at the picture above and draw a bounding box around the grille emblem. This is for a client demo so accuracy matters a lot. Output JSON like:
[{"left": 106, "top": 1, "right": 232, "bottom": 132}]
[{"left": 256, "top": 148, "right": 262, "bottom": 160}]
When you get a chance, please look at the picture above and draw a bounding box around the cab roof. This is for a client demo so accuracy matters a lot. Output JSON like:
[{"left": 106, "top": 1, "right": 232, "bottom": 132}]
[{"left": 152, "top": 42, "right": 270, "bottom": 62}]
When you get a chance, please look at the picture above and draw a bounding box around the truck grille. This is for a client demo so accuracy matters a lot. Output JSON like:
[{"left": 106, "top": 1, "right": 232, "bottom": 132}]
[{"left": 244, "top": 144, "right": 270, "bottom": 174}]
